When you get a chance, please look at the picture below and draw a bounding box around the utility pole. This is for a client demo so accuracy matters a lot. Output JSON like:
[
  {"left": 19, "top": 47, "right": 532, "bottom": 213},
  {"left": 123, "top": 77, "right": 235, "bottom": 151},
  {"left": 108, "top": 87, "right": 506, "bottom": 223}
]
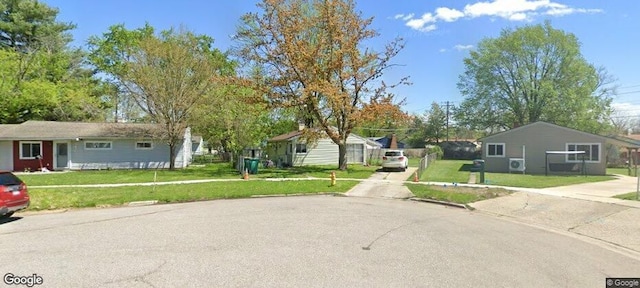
[{"left": 444, "top": 101, "right": 452, "bottom": 142}]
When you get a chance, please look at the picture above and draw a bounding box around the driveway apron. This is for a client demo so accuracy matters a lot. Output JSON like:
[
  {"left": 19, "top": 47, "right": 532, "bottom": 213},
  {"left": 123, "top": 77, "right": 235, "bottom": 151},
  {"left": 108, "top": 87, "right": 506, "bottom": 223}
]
[{"left": 345, "top": 167, "right": 416, "bottom": 199}]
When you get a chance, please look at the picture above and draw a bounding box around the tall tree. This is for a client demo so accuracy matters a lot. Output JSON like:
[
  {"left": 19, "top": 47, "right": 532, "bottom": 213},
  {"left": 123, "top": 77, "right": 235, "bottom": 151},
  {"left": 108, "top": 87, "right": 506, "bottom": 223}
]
[
  {"left": 455, "top": 21, "right": 614, "bottom": 133},
  {"left": 424, "top": 102, "right": 447, "bottom": 144},
  {"left": 0, "top": 0, "right": 75, "bottom": 51},
  {"left": 89, "top": 26, "right": 228, "bottom": 169},
  {"left": 404, "top": 114, "right": 427, "bottom": 148},
  {"left": 235, "top": 0, "right": 407, "bottom": 170},
  {"left": 87, "top": 24, "right": 155, "bottom": 122},
  {"left": 0, "top": 0, "right": 107, "bottom": 123}
]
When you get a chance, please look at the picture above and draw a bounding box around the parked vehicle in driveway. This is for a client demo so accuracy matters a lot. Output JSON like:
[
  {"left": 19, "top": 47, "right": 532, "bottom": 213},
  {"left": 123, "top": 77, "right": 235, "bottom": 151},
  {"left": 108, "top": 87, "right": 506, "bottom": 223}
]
[
  {"left": 0, "top": 171, "right": 30, "bottom": 218},
  {"left": 382, "top": 150, "right": 408, "bottom": 172}
]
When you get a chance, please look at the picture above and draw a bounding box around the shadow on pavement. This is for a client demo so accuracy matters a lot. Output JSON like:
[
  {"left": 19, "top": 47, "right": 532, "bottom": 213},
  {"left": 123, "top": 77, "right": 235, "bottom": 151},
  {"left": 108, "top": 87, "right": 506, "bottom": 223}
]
[{"left": 0, "top": 216, "right": 23, "bottom": 225}]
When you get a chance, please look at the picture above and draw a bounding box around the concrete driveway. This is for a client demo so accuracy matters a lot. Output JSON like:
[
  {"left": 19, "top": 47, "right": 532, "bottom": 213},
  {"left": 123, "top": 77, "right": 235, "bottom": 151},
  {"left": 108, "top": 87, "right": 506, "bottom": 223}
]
[
  {"left": 470, "top": 174, "right": 640, "bottom": 253},
  {"left": 2, "top": 196, "right": 639, "bottom": 287},
  {"left": 345, "top": 167, "right": 416, "bottom": 199}
]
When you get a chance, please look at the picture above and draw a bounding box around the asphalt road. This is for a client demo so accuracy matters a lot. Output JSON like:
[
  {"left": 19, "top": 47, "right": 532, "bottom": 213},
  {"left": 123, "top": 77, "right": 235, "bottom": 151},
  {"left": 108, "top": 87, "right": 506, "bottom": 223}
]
[{"left": 2, "top": 196, "right": 639, "bottom": 288}]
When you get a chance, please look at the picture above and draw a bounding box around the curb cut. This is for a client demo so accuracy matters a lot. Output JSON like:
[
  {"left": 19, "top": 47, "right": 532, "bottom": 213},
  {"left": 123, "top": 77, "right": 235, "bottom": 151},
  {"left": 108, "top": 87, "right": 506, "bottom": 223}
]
[
  {"left": 127, "top": 200, "right": 159, "bottom": 207},
  {"left": 409, "top": 197, "right": 470, "bottom": 210}
]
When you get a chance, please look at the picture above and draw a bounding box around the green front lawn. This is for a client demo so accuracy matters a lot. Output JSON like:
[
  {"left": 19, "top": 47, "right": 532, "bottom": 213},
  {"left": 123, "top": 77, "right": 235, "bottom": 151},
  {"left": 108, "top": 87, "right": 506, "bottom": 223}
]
[
  {"left": 408, "top": 157, "right": 421, "bottom": 168},
  {"left": 416, "top": 159, "right": 616, "bottom": 188},
  {"left": 481, "top": 173, "right": 614, "bottom": 188},
  {"left": 420, "top": 160, "right": 471, "bottom": 183},
  {"left": 18, "top": 163, "right": 377, "bottom": 186},
  {"left": 406, "top": 183, "right": 510, "bottom": 204},
  {"left": 26, "top": 180, "right": 359, "bottom": 211},
  {"left": 614, "top": 192, "right": 640, "bottom": 201},
  {"left": 607, "top": 167, "right": 638, "bottom": 176}
]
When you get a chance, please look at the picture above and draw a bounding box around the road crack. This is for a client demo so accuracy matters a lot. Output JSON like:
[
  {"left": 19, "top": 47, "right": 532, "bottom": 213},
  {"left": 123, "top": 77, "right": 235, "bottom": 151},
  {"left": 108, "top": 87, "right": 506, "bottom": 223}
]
[
  {"left": 567, "top": 208, "right": 629, "bottom": 232},
  {"left": 362, "top": 222, "right": 416, "bottom": 251},
  {"left": 102, "top": 260, "right": 167, "bottom": 287}
]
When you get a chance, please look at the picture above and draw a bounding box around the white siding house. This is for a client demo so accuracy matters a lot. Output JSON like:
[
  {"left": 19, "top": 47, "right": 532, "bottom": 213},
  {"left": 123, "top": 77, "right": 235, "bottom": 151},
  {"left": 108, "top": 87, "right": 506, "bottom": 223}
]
[
  {"left": 0, "top": 121, "right": 193, "bottom": 171},
  {"left": 267, "top": 130, "right": 377, "bottom": 166}
]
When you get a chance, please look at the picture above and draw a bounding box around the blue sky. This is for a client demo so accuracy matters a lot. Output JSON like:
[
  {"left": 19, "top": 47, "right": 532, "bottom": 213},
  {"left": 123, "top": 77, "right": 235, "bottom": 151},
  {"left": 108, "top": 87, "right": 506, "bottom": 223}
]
[{"left": 45, "top": 0, "right": 640, "bottom": 117}]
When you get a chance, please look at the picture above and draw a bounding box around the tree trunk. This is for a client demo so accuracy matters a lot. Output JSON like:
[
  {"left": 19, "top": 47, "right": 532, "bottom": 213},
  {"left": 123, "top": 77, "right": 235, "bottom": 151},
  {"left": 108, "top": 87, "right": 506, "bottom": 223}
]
[
  {"left": 169, "top": 143, "right": 176, "bottom": 170},
  {"left": 338, "top": 142, "right": 347, "bottom": 170}
]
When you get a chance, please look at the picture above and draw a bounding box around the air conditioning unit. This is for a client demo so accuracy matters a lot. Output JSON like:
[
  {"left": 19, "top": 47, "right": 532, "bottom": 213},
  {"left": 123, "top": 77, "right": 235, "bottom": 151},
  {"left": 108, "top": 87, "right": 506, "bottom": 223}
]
[{"left": 509, "top": 158, "right": 525, "bottom": 172}]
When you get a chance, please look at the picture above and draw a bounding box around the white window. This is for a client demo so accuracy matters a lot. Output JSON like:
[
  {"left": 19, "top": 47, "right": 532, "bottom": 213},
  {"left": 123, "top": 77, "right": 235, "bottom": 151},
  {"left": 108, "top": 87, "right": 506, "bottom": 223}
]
[
  {"left": 295, "top": 143, "right": 307, "bottom": 153},
  {"left": 135, "top": 141, "right": 153, "bottom": 150},
  {"left": 84, "top": 141, "right": 112, "bottom": 150},
  {"left": 20, "top": 141, "right": 42, "bottom": 159},
  {"left": 486, "top": 143, "right": 505, "bottom": 157},
  {"left": 566, "top": 143, "right": 600, "bottom": 163}
]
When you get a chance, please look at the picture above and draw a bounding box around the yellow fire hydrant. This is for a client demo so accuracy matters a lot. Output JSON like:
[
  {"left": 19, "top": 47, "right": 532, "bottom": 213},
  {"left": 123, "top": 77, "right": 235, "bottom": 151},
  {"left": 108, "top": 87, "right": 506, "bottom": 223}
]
[{"left": 330, "top": 171, "right": 336, "bottom": 186}]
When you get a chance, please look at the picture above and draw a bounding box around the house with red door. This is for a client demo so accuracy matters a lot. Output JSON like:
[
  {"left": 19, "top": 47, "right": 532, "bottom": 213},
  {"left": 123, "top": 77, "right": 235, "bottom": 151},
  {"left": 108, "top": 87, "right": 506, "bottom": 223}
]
[{"left": 0, "top": 121, "right": 194, "bottom": 172}]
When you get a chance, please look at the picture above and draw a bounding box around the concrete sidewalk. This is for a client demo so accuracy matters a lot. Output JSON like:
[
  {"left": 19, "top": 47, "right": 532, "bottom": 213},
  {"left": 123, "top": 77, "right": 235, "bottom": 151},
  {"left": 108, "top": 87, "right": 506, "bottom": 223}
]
[{"left": 469, "top": 176, "right": 640, "bottom": 255}]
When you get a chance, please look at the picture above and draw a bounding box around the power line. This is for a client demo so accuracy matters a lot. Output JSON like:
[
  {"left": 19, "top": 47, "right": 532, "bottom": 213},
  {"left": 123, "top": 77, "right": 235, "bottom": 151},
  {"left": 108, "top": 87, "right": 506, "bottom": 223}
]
[
  {"left": 616, "top": 90, "right": 640, "bottom": 96},
  {"left": 618, "top": 84, "right": 640, "bottom": 90}
]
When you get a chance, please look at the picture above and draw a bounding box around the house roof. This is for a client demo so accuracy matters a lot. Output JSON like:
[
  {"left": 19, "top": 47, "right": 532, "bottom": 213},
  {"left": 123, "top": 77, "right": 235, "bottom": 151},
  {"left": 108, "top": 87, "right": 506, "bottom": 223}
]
[
  {"left": 480, "top": 121, "right": 640, "bottom": 148},
  {"left": 627, "top": 134, "right": 640, "bottom": 141},
  {"left": 191, "top": 135, "right": 203, "bottom": 143},
  {"left": 0, "top": 120, "right": 164, "bottom": 140},
  {"left": 268, "top": 130, "right": 303, "bottom": 142},
  {"left": 267, "top": 129, "right": 380, "bottom": 148},
  {"left": 375, "top": 136, "right": 405, "bottom": 149}
]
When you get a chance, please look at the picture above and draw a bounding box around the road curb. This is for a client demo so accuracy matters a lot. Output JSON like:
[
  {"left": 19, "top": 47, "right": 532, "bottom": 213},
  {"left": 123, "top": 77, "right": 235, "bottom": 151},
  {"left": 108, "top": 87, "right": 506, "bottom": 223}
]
[
  {"left": 409, "top": 197, "right": 470, "bottom": 210},
  {"left": 127, "top": 200, "right": 159, "bottom": 206},
  {"left": 250, "top": 192, "right": 346, "bottom": 198}
]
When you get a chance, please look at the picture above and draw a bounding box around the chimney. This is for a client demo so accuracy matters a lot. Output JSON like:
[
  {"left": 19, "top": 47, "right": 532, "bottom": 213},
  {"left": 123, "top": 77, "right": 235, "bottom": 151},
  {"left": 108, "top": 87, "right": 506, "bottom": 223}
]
[
  {"left": 390, "top": 133, "right": 398, "bottom": 149},
  {"left": 298, "top": 122, "right": 305, "bottom": 131}
]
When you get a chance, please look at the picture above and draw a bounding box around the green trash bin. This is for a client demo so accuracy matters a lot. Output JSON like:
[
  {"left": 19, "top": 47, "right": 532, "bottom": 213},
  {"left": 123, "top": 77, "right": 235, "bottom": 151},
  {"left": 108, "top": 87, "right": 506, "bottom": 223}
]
[
  {"left": 243, "top": 158, "right": 259, "bottom": 174},
  {"left": 250, "top": 158, "right": 260, "bottom": 174}
]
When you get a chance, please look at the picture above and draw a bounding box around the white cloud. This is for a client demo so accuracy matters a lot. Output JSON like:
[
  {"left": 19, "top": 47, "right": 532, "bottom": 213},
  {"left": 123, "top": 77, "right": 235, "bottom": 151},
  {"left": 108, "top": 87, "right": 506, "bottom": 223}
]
[
  {"left": 509, "top": 12, "right": 529, "bottom": 21},
  {"left": 396, "top": 0, "right": 603, "bottom": 32},
  {"left": 435, "top": 7, "right": 465, "bottom": 22},
  {"left": 405, "top": 13, "right": 437, "bottom": 31},
  {"left": 454, "top": 44, "right": 474, "bottom": 51},
  {"left": 439, "top": 48, "right": 447, "bottom": 53},
  {"left": 463, "top": 0, "right": 549, "bottom": 19},
  {"left": 394, "top": 13, "right": 415, "bottom": 21}
]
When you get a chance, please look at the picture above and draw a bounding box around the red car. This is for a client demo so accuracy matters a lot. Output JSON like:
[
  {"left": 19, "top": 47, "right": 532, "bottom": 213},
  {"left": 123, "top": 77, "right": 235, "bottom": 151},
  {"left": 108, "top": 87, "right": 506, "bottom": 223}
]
[{"left": 0, "top": 171, "right": 30, "bottom": 219}]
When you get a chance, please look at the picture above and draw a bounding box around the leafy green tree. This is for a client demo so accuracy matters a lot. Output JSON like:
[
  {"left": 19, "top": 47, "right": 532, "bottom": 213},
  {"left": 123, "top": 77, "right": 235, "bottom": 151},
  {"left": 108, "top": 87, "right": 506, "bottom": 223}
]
[
  {"left": 425, "top": 102, "right": 447, "bottom": 144},
  {"left": 87, "top": 24, "right": 155, "bottom": 122},
  {"left": 404, "top": 114, "right": 427, "bottom": 148},
  {"left": 191, "top": 85, "right": 273, "bottom": 162},
  {"left": 0, "top": 0, "right": 75, "bottom": 51},
  {"left": 0, "top": 0, "right": 107, "bottom": 123},
  {"left": 89, "top": 25, "right": 232, "bottom": 169},
  {"left": 455, "top": 21, "right": 614, "bottom": 133}
]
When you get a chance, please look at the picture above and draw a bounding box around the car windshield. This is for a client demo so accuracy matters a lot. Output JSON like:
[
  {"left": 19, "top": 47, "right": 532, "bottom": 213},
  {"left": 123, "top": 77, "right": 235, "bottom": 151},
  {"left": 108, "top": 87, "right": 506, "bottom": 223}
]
[
  {"left": 385, "top": 151, "right": 401, "bottom": 156},
  {"left": 0, "top": 172, "right": 22, "bottom": 186}
]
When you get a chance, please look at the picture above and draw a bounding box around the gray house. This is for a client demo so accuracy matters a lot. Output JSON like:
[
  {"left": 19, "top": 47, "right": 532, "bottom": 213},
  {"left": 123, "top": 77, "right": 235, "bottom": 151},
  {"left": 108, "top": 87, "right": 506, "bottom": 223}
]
[
  {"left": 480, "top": 121, "right": 639, "bottom": 175},
  {"left": 266, "top": 130, "right": 379, "bottom": 166},
  {"left": 0, "top": 121, "right": 193, "bottom": 171}
]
